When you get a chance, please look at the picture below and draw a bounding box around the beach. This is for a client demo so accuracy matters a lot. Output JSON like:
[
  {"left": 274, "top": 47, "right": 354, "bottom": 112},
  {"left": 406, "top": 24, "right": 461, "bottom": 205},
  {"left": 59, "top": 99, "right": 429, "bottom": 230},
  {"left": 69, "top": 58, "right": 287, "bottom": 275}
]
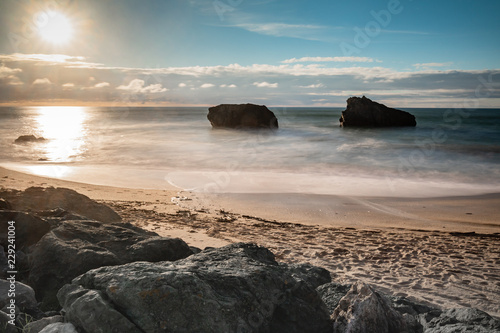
[{"left": 1, "top": 165, "right": 499, "bottom": 318}]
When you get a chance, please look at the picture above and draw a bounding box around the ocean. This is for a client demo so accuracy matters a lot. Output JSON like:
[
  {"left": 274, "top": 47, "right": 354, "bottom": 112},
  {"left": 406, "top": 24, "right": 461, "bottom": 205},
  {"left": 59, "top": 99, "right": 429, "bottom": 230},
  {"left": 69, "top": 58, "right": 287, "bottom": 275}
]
[{"left": 1, "top": 106, "right": 499, "bottom": 197}]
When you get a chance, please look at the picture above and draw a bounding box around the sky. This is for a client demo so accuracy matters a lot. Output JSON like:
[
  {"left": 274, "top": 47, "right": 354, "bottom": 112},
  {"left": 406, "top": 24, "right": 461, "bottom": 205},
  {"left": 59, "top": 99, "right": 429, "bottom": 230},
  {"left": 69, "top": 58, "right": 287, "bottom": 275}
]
[{"left": 0, "top": 0, "right": 499, "bottom": 107}]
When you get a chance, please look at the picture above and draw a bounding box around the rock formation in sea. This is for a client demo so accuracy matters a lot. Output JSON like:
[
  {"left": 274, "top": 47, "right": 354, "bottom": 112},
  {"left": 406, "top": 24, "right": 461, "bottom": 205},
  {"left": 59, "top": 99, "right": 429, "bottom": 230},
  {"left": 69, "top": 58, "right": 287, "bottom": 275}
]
[
  {"left": 13, "top": 135, "right": 46, "bottom": 144},
  {"left": 207, "top": 103, "right": 279, "bottom": 129},
  {"left": 339, "top": 96, "right": 417, "bottom": 127},
  {"left": 1, "top": 186, "right": 499, "bottom": 333}
]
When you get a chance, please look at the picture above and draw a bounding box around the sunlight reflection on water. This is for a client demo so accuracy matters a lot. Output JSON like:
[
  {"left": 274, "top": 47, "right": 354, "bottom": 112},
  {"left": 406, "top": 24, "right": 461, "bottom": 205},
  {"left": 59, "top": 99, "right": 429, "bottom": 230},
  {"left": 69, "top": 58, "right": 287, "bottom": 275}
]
[{"left": 35, "top": 106, "right": 88, "bottom": 163}]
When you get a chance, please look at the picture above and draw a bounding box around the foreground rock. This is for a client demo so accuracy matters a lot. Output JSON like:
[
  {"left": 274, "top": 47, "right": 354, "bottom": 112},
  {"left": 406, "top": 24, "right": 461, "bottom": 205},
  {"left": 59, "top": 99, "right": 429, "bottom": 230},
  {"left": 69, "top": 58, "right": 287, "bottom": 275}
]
[
  {"left": 340, "top": 96, "right": 416, "bottom": 127},
  {"left": 14, "top": 135, "right": 46, "bottom": 144},
  {"left": 58, "top": 243, "right": 332, "bottom": 333},
  {"left": 0, "top": 187, "right": 121, "bottom": 222},
  {"left": 208, "top": 103, "right": 279, "bottom": 129},
  {"left": 29, "top": 220, "right": 194, "bottom": 310}
]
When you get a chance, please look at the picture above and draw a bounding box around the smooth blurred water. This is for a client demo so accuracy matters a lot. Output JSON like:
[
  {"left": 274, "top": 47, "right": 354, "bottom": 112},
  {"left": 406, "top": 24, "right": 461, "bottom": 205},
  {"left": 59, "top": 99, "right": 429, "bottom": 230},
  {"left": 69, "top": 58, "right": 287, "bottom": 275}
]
[{"left": 1, "top": 106, "right": 499, "bottom": 196}]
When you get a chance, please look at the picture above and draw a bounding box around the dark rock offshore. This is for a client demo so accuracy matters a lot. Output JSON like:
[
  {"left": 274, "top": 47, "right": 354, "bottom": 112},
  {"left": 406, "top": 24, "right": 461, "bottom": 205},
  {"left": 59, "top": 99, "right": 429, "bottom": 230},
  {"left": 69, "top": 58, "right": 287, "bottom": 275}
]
[
  {"left": 208, "top": 103, "right": 279, "bottom": 129},
  {"left": 13, "top": 135, "right": 46, "bottom": 144},
  {"left": 340, "top": 96, "right": 416, "bottom": 127}
]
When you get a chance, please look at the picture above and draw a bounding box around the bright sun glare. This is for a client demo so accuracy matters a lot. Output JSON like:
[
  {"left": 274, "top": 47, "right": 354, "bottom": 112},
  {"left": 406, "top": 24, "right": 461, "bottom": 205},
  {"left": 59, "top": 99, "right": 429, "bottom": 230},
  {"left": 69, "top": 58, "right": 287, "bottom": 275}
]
[{"left": 37, "top": 11, "right": 73, "bottom": 44}]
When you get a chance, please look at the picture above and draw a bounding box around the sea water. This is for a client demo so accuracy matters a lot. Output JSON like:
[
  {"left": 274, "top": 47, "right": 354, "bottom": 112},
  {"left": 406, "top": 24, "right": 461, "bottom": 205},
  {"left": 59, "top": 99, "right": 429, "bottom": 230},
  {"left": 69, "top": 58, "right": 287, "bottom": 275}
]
[{"left": 1, "top": 106, "right": 499, "bottom": 197}]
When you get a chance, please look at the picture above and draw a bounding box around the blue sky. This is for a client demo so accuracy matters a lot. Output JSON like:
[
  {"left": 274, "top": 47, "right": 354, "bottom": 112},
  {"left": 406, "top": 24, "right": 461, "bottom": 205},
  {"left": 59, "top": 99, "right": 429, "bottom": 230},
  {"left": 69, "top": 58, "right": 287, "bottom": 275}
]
[{"left": 0, "top": 0, "right": 499, "bottom": 106}]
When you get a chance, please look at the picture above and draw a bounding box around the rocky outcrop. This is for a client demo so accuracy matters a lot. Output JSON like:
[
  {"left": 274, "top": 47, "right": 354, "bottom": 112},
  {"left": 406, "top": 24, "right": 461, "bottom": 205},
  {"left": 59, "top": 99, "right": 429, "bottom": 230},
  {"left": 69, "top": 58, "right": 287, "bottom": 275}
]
[
  {"left": 0, "top": 279, "right": 38, "bottom": 314},
  {"left": 340, "top": 96, "right": 416, "bottom": 127},
  {"left": 0, "top": 187, "right": 121, "bottom": 222},
  {"left": 208, "top": 103, "right": 279, "bottom": 129},
  {"left": 29, "top": 220, "right": 194, "bottom": 310},
  {"left": 329, "top": 282, "right": 410, "bottom": 333},
  {"left": 420, "top": 308, "right": 500, "bottom": 333},
  {"left": 14, "top": 135, "right": 46, "bottom": 144},
  {"left": 57, "top": 243, "right": 332, "bottom": 333}
]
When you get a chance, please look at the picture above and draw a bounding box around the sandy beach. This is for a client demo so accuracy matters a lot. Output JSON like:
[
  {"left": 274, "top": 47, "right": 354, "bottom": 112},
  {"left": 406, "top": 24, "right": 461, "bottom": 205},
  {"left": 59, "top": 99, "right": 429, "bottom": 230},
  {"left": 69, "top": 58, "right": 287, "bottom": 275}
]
[{"left": 1, "top": 166, "right": 499, "bottom": 318}]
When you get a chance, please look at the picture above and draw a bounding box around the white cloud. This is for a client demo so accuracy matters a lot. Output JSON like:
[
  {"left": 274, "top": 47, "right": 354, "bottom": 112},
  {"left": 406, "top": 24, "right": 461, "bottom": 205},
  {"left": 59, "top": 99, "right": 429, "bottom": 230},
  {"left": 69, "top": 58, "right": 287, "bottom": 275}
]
[
  {"left": 234, "top": 23, "right": 333, "bottom": 41},
  {"left": 283, "top": 57, "right": 375, "bottom": 64},
  {"left": 253, "top": 82, "right": 278, "bottom": 88},
  {"left": 117, "top": 79, "right": 167, "bottom": 93},
  {"left": 300, "top": 83, "right": 325, "bottom": 89},
  {"left": 33, "top": 78, "right": 51, "bottom": 85},
  {"left": 62, "top": 83, "right": 75, "bottom": 89},
  {"left": 178, "top": 83, "right": 187, "bottom": 88},
  {"left": 0, "top": 65, "right": 22, "bottom": 78},
  {"left": 220, "top": 84, "right": 237, "bottom": 88},
  {"left": 413, "top": 62, "right": 453, "bottom": 69},
  {"left": 200, "top": 83, "right": 215, "bottom": 88},
  {"left": 94, "top": 82, "right": 110, "bottom": 88}
]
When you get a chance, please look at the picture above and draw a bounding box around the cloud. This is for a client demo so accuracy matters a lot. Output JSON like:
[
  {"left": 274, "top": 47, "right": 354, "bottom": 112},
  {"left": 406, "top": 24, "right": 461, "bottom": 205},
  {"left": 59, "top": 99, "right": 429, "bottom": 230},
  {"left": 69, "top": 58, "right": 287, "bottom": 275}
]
[
  {"left": 234, "top": 23, "right": 334, "bottom": 41},
  {"left": 413, "top": 62, "right": 453, "bottom": 69},
  {"left": 283, "top": 57, "right": 375, "bottom": 64},
  {"left": 0, "top": 53, "right": 498, "bottom": 107},
  {"left": 253, "top": 82, "right": 278, "bottom": 88},
  {"left": 94, "top": 82, "right": 110, "bottom": 88},
  {"left": 200, "top": 83, "right": 215, "bottom": 88},
  {"left": 33, "top": 78, "right": 51, "bottom": 85},
  {"left": 117, "top": 79, "right": 167, "bottom": 93},
  {"left": 300, "top": 83, "right": 325, "bottom": 89}
]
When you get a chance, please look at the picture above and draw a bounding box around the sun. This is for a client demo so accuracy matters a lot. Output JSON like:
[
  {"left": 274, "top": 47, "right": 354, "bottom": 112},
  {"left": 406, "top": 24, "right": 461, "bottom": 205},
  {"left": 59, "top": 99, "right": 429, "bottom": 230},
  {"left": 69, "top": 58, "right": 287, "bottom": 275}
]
[{"left": 37, "top": 11, "right": 73, "bottom": 45}]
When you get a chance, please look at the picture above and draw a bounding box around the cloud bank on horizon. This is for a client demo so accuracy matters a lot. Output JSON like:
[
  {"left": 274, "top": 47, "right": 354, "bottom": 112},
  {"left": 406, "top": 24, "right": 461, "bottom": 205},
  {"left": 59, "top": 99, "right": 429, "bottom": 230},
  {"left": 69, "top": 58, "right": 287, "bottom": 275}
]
[{"left": 0, "top": 0, "right": 499, "bottom": 107}]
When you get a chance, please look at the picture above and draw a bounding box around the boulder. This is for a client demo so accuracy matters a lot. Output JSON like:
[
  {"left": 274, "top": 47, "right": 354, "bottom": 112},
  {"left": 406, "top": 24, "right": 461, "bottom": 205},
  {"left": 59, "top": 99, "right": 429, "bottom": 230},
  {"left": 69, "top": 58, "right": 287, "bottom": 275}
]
[
  {"left": 339, "top": 96, "right": 416, "bottom": 127},
  {"left": 330, "top": 282, "right": 411, "bottom": 333},
  {"left": 208, "top": 103, "right": 279, "bottom": 129},
  {"left": 29, "top": 220, "right": 194, "bottom": 310},
  {"left": 0, "top": 211, "right": 51, "bottom": 250},
  {"left": 421, "top": 308, "right": 500, "bottom": 333},
  {"left": 0, "top": 187, "right": 121, "bottom": 222},
  {"left": 14, "top": 135, "right": 46, "bottom": 144},
  {"left": 0, "top": 310, "right": 17, "bottom": 333},
  {"left": 58, "top": 243, "right": 332, "bottom": 333},
  {"left": 317, "top": 282, "right": 352, "bottom": 313},
  {"left": 23, "top": 315, "right": 64, "bottom": 333},
  {"left": 39, "top": 322, "right": 78, "bottom": 333},
  {"left": 0, "top": 279, "right": 38, "bottom": 314},
  {"left": 282, "top": 262, "right": 332, "bottom": 289}
]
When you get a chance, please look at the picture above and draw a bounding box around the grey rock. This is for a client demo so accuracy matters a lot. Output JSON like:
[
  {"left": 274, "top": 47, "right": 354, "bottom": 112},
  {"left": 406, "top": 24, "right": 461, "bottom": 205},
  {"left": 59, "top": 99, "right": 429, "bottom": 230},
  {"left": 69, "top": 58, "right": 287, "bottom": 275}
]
[
  {"left": 331, "top": 282, "right": 411, "bottom": 333},
  {"left": 421, "top": 308, "right": 500, "bottom": 333},
  {"left": 317, "top": 282, "right": 351, "bottom": 313},
  {"left": 58, "top": 284, "right": 142, "bottom": 333},
  {"left": 14, "top": 135, "right": 46, "bottom": 144},
  {"left": 282, "top": 262, "right": 332, "bottom": 289},
  {"left": 58, "top": 243, "right": 332, "bottom": 333},
  {"left": 340, "top": 96, "right": 416, "bottom": 127},
  {"left": 0, "top": 211, "right": 51, "bottom": 250},
  {"left": 0, "top": 310, "right": 17, "bottom": 333},
  {"left": 0, "top": 279, "right": 38, "bottom": 313},
  {"left": 28, "top": 220, "right": 194, "bottom": 311},
  {"left": 208, "top": 103, "right": 279, "bottom": 129},
  {"left": 0, "top": 187, "right": 121, "bottom": 223},
  {"left": 39, "top": 322, "right": 78, "bottom": 333},
  {"left": 23, "top": 315, "right": 64, "bottom": 333}
]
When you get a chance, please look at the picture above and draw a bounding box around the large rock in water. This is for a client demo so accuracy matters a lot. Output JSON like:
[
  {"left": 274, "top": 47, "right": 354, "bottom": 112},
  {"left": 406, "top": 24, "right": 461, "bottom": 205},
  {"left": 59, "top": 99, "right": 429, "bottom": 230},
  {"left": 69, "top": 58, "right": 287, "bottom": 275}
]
[
  {"left": 0, "top": 187, "right": 121, "bottom": 222},
  {"left": 28, "top": 220, "right": 194, "bottom": 311},
  {"left": 339, "top": 96, "right": 416, "bottom": 127},
  {"left": 57, "top": 243, "right": 332, "bottom": 333},
  {"left": 208, "top": 103, "right": 279, "bottom": 129}
]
